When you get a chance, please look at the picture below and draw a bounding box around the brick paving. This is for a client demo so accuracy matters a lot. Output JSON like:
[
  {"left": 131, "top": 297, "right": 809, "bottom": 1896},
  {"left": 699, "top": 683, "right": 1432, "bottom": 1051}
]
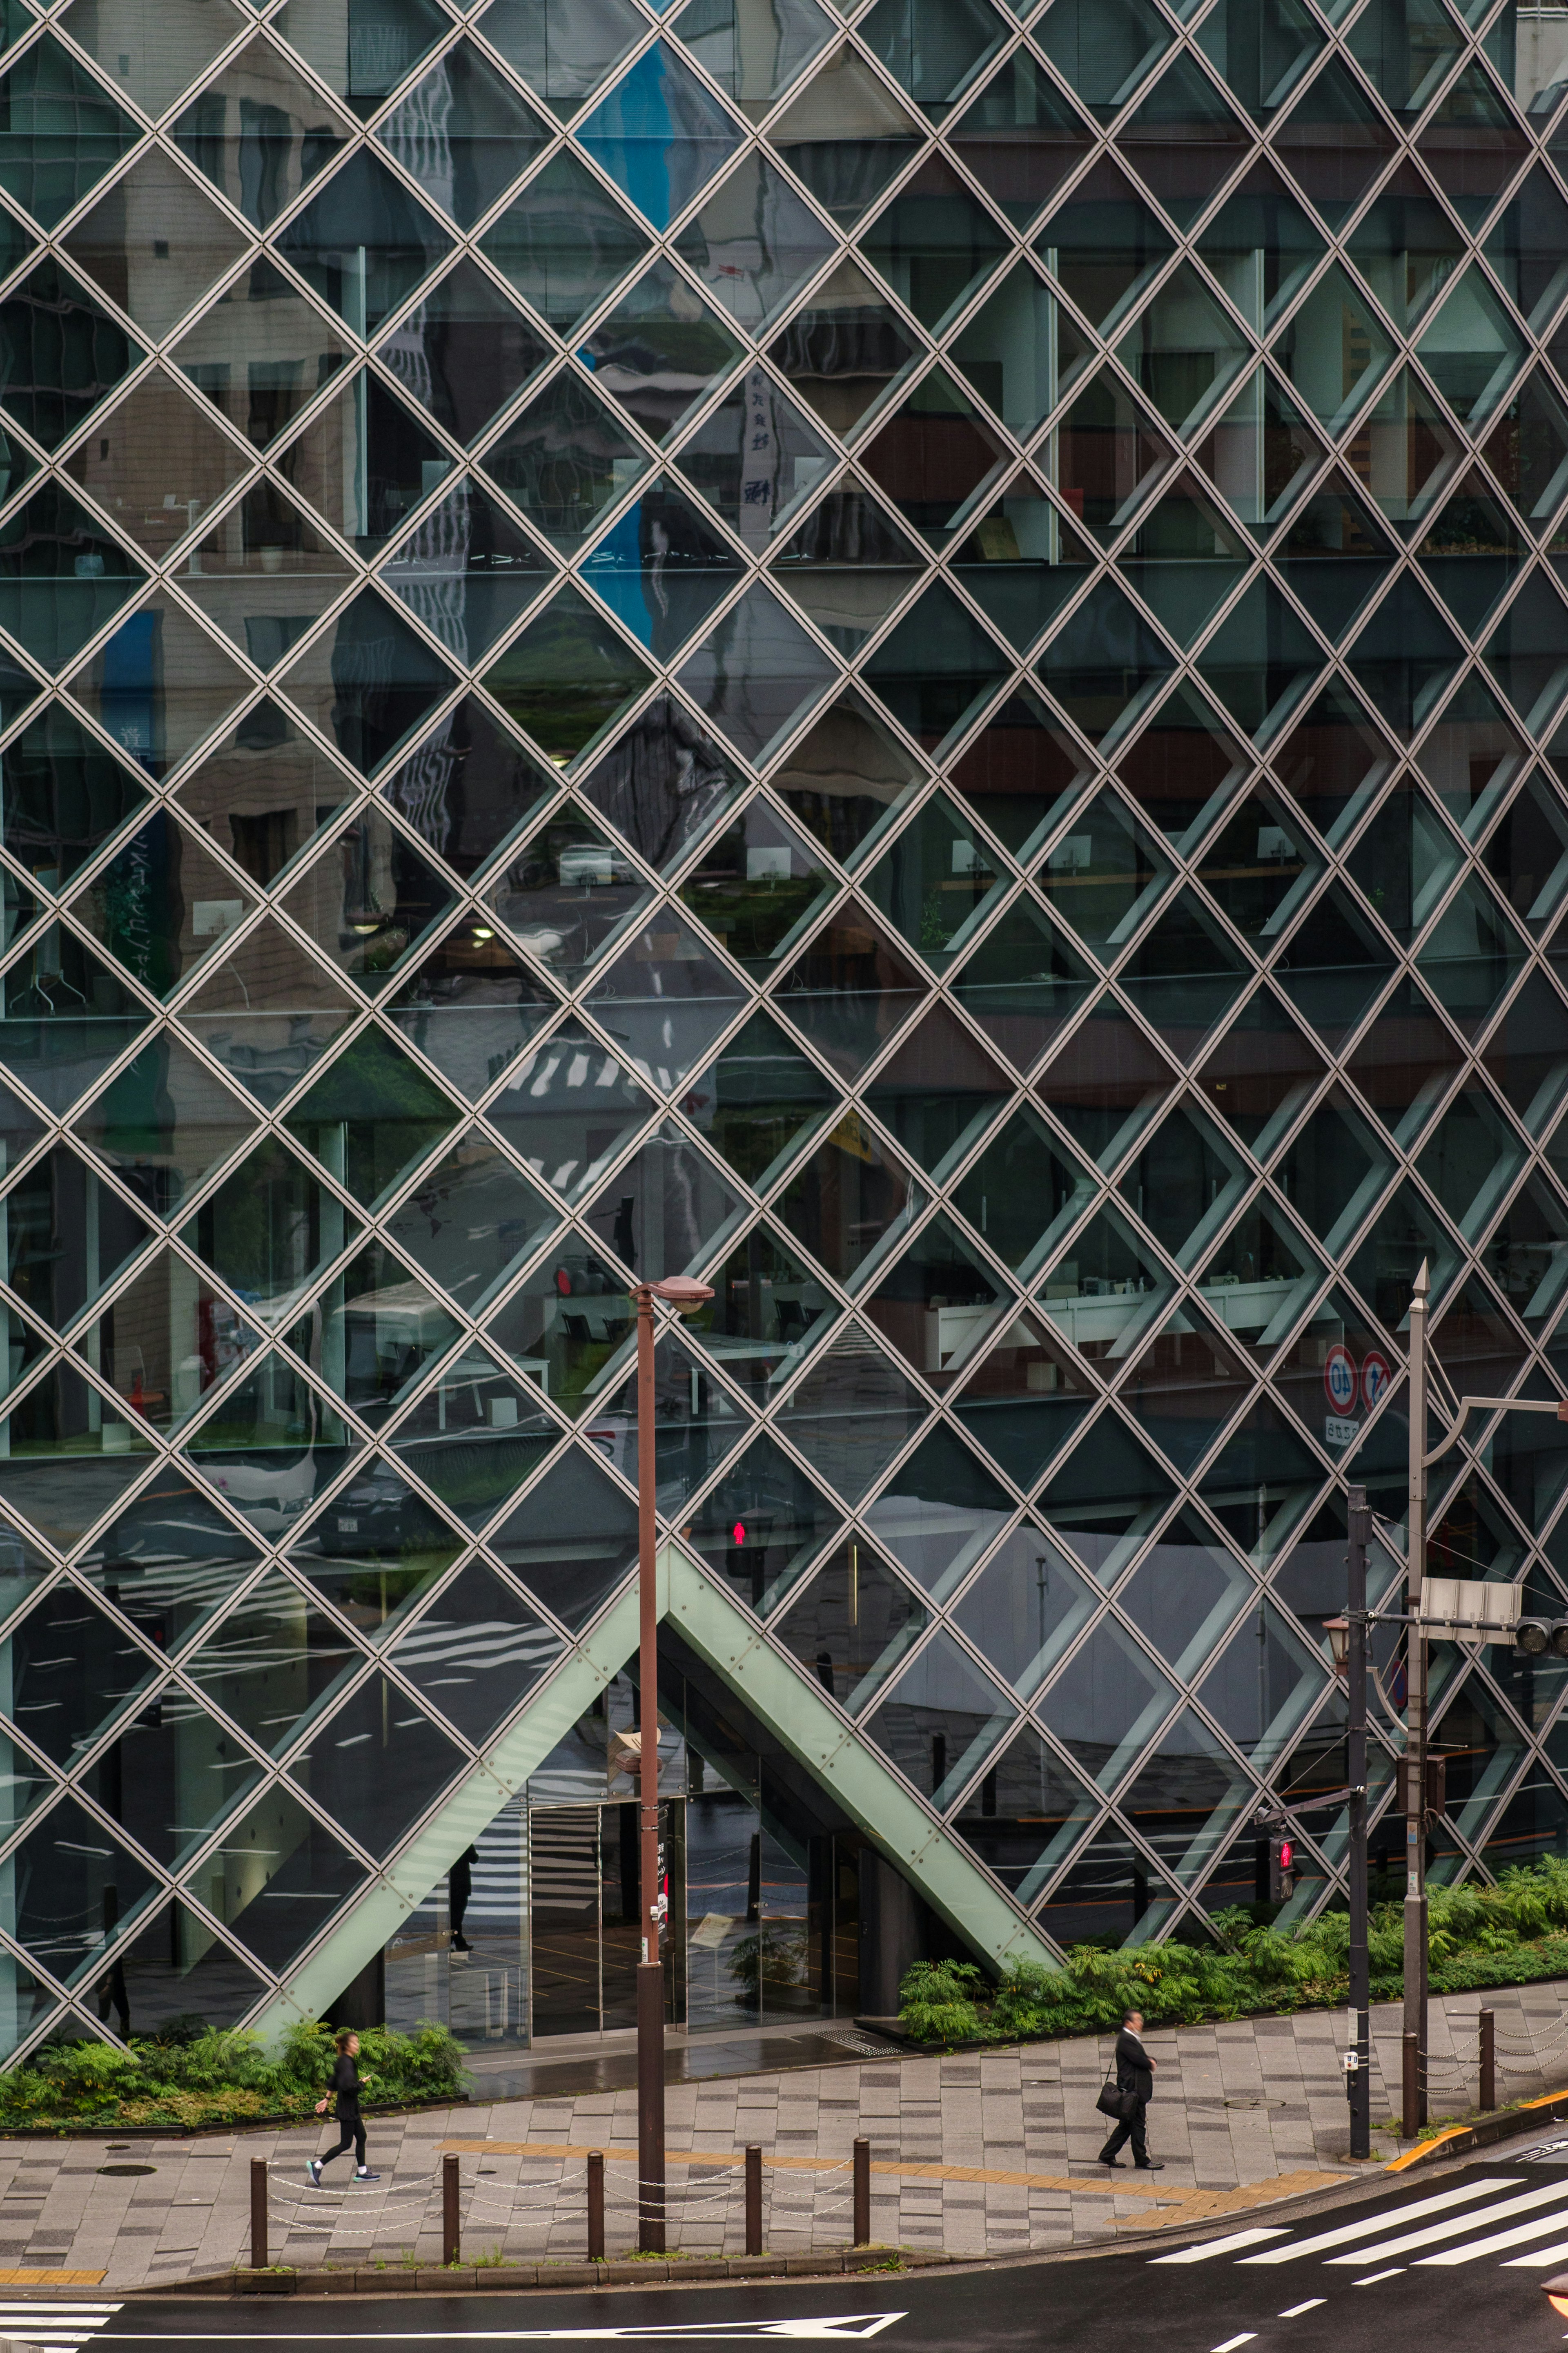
[{"left": 3, "top": 1975, "right": 1565, "bottom": 2288}]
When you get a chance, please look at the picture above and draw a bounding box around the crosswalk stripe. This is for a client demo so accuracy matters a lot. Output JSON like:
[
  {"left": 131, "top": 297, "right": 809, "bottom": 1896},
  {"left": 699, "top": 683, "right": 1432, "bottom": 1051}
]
[
  {"left": 1502, "top": 2238, "right": 1568, "bottom": 2268},
  {"left": 1325, "top": 2181, "right": 1568, "bottom": 2266},
  {"left": 1418, "top": 2206, "right": 1568, "bottom": 2266},
  {"left": 1151, "top": 2229, "right": 1290, "bottom": 2265},
  {"left": 1236, "top": 2179, "right": 1525, "bottom": 2265}
]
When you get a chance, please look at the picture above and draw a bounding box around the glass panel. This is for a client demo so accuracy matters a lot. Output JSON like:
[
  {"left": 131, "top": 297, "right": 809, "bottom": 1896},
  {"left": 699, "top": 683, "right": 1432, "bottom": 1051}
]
[
  {"left": 771, "top": 1535, "right": 926, "bottom": 1708},
  {"left": 385, "top": 928, "right": 559, "bottom": 1095},
  {"left": 378, "top": 695, "right": 556, "bottom": 882},
  {"left": 275, "top": 0, "right": 450, "bottom": 116},
  {"left": 774, "top": 1112, "right": 923, "bottom": 1286},
  {"left": 7, "top": 1791, "right": 157, "bottom": 1989},
  {"left": 389, "top": 1346, "right": 559, "bottom": 1526},
  {"left": 478, "top": 0, "right": 646, "bottom": 119},
  {"left": 66, "top": 596, "right": 252, "bottom": 780},
  {"left": 276, "top": 806, "right": 458, "bottom": 986},
  {"left": 861, "top": 1628, "right": 1015, "bottom": 1806},
  {"left": 483, "top": 1019, "right": 655, "bottom": 1200},
  {"left": 771, "top": 904, "right": 927, "bottom": 1079},
  {"left": 389, "top": 1558, "right": 563, "bottom": 1739},
  {"left": 0, "top": 484, "right": 145, "bottom": 671},
  {"left": 673, "top": 150, "right": 835, "bottom": 332},
  {"left": 683, "top": 1221, "right": 837, "bottom": 1403},
  {"left": 580, "top": 477, "right": 743, "bottom": 659},
  {"left": 574, "top": 40, "right": 743, "bottom": 230},
  {"left": 770, "top": 1329, "right": 924, "bottom": 1505},
  {"left": 182, "top": 1779, "right": 365, "bottom": 1974},
  {"left": 481, "top": 805, "right": 650, "bottom": 983},
  {"left": 177, "top": 915, "right": 358, "bottom": 1106},
  {"left": 376, "top": 41, "right": 551, "bottom": 228},
  {"left": 1415, "top": 267, "right": 1526, "bottom": 429},
  {"left": 683, "top": 1427, "right": 836, "bottom": 1609},
  {"left": 275, "top": 148, "right": 454, "bottom": 334},
  {"left": 481, "top": 586, "right": 655, "bottom": 767},
  {"left": 672, "top": 0, "right": 833, "bottom": 119},
  {"left": 1191, "top": 365, "right": 1326, "bottom": 532},
  {"left": 61, "top": 148, "right": 249, "bottom": 341},
  {"left": 1482, "top": 369, "right": 1568, "bottom": 537},
  {"left": 284, "top": 1024, "right": 461, "bottom": 1208},
  {"left": 0, "top": 36, "right": 140, "bottom": 231},
  {"left": 378, "top": 259, "right": 551, "bottom": 448},
  {"left": 381, "top": 475, "right": 556, "bottom": 664},
  {"left": 857, "top": 156, "right": 1007, "bottom": 335},
  {"left": 767, "top": 45, "right": 923, "bottom": 229},
  {"left": 487, "top": 1446, "right": 639, "bottom": 1628},
  {"left": 677, "top": 794, "right": 835, "bottom": 974}
]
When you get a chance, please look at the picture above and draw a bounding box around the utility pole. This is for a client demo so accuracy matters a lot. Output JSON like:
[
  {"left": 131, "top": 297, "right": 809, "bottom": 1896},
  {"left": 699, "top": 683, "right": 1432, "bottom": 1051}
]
[
  {"left": 1346, "top": 1482, "right": 1370, "bottom": 2162},
  {"left": 1404, "top": 1258, "right": 1429, "bottom": 2125}
]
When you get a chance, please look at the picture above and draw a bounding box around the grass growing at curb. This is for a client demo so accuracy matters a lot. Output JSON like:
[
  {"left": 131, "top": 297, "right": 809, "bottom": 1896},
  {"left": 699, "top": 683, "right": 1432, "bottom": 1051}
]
[
  {"left": 897, "top": 1856, "right": 1568, "bottom": 2046},
  {"left": 0, "top": 2020, "right": 466, "bottom": 2130}
]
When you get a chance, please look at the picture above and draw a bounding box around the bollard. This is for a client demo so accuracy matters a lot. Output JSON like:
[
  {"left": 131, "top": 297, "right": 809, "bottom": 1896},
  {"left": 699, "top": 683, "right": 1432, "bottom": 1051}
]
[
  {"left": 442, "top": 2151, "right": 460, "bottom": 2267},
  {"left": 250, "top": 2157, "right": 267, "bottom": 2273},
  {"left": 853, "top": 2138, "right": 870, "bottom": 2247},
  {"left": 1480, "top": 2008, "right": 1496, "bottom": 2113},
  {"left": 588, "top": 2151, "right": 605, "bottom": 2262},
  {"left": 1403, "top": 2032, "right": 1420, "bottom": 2138},
  {"left": 745, "top": 2144, "right": 762, "bottom": 2257}
]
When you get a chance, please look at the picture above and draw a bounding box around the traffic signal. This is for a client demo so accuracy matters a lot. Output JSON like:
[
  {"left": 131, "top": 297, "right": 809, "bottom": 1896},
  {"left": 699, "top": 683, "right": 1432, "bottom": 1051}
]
[
  {"left": 1268, "top": 1831, "right": 1295, "bottom": 1902},
  {"left": 1513, "top": 1619, "right": 1568, "bottom": 1657}
]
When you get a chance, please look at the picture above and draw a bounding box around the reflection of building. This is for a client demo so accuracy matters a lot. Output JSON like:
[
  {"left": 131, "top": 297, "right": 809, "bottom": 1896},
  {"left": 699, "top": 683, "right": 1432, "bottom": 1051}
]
[{"left": 0, "top": 0, "right": 1565, "bottom": 2064}]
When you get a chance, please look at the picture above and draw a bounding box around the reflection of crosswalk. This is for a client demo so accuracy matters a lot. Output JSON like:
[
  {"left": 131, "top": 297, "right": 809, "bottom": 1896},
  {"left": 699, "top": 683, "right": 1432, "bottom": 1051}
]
[
  {"left": 0, "top": 2304, "right": 121, "bottom": 2351},
  {"left": 1152, "top": 2174, "right": 1568, "bottom": 2276}
]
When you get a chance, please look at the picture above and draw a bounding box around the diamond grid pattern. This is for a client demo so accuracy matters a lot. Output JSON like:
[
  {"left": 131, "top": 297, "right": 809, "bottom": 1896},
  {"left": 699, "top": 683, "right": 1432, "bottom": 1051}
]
[{"left": 0, "top": 0, "right": 1558, "bottom": 2054}]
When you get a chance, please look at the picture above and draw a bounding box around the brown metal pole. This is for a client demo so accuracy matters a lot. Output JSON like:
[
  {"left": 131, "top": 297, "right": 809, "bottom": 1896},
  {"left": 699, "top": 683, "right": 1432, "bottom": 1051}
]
[
  {"left": 853, "top": 2138, "right": 870, "bottom": 2246},
  {"left": 745, "top": 2144, "right": 762, "bottom": 2256},
  {"left": 442, "top": 2151, "right": 460, "bottom": 2266},
  {"left": 250, "top": 2156, "right": 267, "bottom": 2272},
  {"left": 1405, "top": 1261, "right": 1430, "bottom": 2125},
  {"left": 635, "top": 1282, "right": 665, "bottom": 2254},
  {"left": 588, "top": 2151, "right": 605, "bottom": 2261},
  {"left": 1403, "top": 2031, "right": 1420, "bottom": 2138},
  {"left": 1480, "top": 2009, "right": 1496, "bottom": 2112}
]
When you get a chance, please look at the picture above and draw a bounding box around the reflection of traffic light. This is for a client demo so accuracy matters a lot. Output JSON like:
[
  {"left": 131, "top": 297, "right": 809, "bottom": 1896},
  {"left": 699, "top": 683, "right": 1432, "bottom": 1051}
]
[{"left": 1269, "top": 1832, "right": 1295, "bottom": 1903}]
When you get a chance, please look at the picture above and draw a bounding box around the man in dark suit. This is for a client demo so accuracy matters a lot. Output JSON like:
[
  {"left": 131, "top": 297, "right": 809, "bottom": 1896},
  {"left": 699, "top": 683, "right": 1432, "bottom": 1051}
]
[{"left": 1098, "top": 2007, "right": 1164, "bottom": 2170}]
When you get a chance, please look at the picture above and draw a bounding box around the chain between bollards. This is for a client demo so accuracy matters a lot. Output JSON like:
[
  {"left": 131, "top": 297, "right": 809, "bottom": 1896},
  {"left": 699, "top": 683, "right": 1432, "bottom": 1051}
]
[
  {"left": 250, "top": 2156, "right": 267, "bottom": 2272},
  {"left": 853, "top": 2139, "right": 870, "bottom": 2246},
  {"left": 442, "top": 2152, "right": 460, "bottom": 2267}
]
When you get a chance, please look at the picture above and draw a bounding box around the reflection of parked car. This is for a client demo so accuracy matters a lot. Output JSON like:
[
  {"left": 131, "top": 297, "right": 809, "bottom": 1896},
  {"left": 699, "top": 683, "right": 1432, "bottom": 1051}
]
[
  {"left": 196, "top": 1449, "right": 319, "bottom": 1537},
  {"left": 310, "top": 1457, "right": 409, "bottom": 1557},
  {"left": 331, "top": 1278, "right": 450, "bottom": 1410}
]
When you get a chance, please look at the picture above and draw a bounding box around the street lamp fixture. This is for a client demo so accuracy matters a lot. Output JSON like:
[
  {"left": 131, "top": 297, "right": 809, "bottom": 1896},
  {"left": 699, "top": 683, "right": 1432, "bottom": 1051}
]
[
  {"left": 628, "top": 1271, "right": 714, "bottom": 2255},
  {"left": 1541, "top": 2275, "right": 1568, "bottom": 2321}
]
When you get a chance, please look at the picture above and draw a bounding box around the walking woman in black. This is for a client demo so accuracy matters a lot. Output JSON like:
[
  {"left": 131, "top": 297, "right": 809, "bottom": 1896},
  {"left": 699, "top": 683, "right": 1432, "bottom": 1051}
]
[{"left": 307, "top": 2029, "right": 379, "bottom": 2183}]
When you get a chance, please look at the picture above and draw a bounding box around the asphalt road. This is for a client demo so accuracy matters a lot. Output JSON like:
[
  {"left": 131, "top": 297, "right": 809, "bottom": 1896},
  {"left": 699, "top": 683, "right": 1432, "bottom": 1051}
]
[{"left": 25, "top": 2147, "right": 1568, "bottom": 2353}]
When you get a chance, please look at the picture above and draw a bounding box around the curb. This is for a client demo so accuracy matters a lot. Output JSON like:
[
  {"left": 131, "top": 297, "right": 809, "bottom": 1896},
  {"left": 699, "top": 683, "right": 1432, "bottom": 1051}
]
[
  {"left": 1384, "top": 2083, "right": 1568, "bottom": 2171},
  {"left": 0, "top": 2097, "right": 471, "bottom": 2143},
  {"left": 133, "top": 2250, "right": 960, "bottom": 2297}
]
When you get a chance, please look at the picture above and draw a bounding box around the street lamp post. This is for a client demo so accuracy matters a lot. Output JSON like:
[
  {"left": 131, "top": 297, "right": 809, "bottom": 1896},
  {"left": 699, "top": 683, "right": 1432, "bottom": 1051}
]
[
  {"left": 1325, "top": 1483, "right": 1371, "bottom": 2160},
  {"left": 629, "top": 1273, "right": 713, "bottom": 2256},
  {"left": 1404, "top": 1261, "right": 1429, "bottom": 2121}
]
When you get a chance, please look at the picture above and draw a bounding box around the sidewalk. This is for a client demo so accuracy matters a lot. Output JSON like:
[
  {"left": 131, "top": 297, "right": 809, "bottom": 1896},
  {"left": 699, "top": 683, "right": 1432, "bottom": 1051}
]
[{"left": 3, "top": 1977, "right": 1565, "bottom": 2291}]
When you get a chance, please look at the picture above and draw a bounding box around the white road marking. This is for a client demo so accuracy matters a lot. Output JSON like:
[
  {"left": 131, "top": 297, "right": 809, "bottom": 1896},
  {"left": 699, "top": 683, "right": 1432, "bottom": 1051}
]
[
  {"left": 1238, "top": 2179, "right": 1525, "bottom": 2265},
  {"left": 1152, "top": 2229, "right": 1291, "bottom": 2264},
  {"left": 95, "top": 2324, "right": 905, "bottom": 2345},
  {"left": 1210, "top": 2335, "right": 1257, "bottom": 2351},
  {"left": 1419, "top": 2206, "right": 1568, "bottom": 2266},
  {"left": 1325, "top": 2181, "right": 1568, "bottom": 2265},
  {"left": 1278, "top": 2303, "right": 1325, "bottom": 2318},
  {"left": 1352, "top": 2270, "right": 1405, "bottom": 2285},
  {"left": 1503, "top": 2240, "right": 1568, "bottom": 2268}
]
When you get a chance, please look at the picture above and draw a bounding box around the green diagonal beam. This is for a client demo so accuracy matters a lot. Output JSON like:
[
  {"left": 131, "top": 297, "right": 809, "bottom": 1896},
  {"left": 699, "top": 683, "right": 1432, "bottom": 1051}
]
[{"left": 246, "top": 1541, "right": 1056, "bottom": 2043}]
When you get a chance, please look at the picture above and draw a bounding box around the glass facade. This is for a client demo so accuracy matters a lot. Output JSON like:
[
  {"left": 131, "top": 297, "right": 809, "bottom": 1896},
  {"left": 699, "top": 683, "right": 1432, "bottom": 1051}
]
[{"left": 0, "top": 0, "right": 1561, "bottom": 2060}]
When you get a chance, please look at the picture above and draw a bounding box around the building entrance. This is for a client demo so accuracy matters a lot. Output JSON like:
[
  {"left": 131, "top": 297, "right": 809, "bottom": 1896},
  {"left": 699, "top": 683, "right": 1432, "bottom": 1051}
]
[{"left": 528, "top": 1800, "right": 684, "bottom": 2036}]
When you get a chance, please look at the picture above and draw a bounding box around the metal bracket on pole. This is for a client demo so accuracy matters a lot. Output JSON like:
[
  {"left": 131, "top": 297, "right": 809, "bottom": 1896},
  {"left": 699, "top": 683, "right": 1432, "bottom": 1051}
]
[{"left": 1425, "top": 1395, "right": 1568, "bottom": 1463}]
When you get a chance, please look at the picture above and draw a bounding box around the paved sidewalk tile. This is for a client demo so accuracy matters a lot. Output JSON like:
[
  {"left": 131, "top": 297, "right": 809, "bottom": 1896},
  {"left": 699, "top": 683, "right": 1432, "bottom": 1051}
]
[{"left": 2, "top": 1974, "right": 1565, "bottom": 2288}]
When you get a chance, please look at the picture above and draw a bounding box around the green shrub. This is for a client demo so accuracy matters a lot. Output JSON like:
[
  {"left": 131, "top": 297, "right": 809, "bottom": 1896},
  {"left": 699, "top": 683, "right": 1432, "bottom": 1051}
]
[
  {"left": 0, "top": 2018, "right": 468, "bottom": 2129},
  {"left": 895, "top": 1856, "right": 1568, "bottom": 2048}
]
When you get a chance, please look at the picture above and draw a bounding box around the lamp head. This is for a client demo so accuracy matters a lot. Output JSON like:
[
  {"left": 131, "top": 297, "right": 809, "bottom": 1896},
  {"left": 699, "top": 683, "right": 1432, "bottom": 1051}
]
[
  {"left": 1542, "top": 2275, "right": 1568, "bottom": 2320},
  {"left": 641, "top": 1276, "right": 715, "bottom": 1316},
  {"left": 1323, "top": 1615, "right": 1349, "bottom": 1677}
]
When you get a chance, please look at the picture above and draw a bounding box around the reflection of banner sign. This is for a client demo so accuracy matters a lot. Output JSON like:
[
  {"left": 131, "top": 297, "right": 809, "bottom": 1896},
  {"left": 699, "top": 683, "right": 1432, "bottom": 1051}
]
[
  {"left": 1362, "top": 1351, "right": 1392, "bottom": 1412},
  {"left": 1325, "top": 1343, "right": 1357, "bottom": 1413}
]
